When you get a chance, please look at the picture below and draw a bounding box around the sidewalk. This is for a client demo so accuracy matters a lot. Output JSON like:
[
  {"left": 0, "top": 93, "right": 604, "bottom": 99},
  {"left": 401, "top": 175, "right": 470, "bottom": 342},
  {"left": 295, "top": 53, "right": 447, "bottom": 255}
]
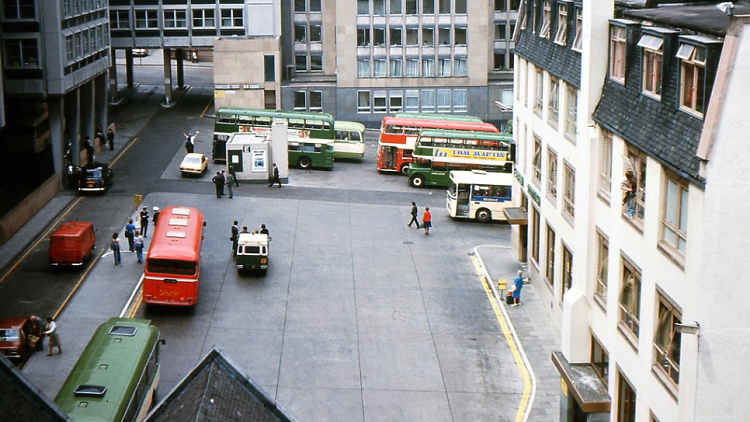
[{"left": 476, "top": 245, "right": 561, "bottom": 422}]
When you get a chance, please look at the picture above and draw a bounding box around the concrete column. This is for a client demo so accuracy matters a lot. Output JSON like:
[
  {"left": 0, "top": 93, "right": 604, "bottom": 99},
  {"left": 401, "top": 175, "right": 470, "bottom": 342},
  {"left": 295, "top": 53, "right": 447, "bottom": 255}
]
[
  {"left": 176, "top": 49, "right": 185, "bottom": 89},
  {"left": 95, "top": 72, "right": 108, "bottom": 133},
  {"left": 64, "top": 89, "right": 81, "bottom": 166},
  {"left": 163, "top": 48, "right": 173, "bottom": 104},
  {"left": 109, "top": 47, "right": 118, "bottom": 101},
  {"left": 126, "top": 48, "right": 134, "bottom": 88},
  {"left": 80, "top": 80, "right": 95, "bottom": 147},
  {"left": 48, "top": 96, "right": 66, "bottom": 188}
]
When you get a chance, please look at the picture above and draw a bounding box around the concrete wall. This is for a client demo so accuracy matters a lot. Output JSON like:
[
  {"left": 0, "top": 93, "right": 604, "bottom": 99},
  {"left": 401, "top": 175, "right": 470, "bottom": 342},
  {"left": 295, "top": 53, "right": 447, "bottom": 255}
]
[
  {"left": 0, "top": 175, "right": 60, "bottom": 247},
  {"left": 213, "top": 37, "right": 281, "bottom": 109}
]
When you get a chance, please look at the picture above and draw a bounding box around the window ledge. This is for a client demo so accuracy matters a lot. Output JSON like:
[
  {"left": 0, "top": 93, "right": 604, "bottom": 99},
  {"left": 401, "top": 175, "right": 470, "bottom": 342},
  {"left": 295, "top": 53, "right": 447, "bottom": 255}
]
[
  {"left": 597, "top": 189, "right": 611, "bottom": 206},
  {"left": 622, "top": 212, "right": 644, "bottom": 234},
  {"left": 617, "top": 323, "right": 640, "bottom": 352},
  {"left": 544, "top": 277, "right": 554, "bottom": 292},
  {"left": 548, "top": 120, "right": 559, "bottom": 131},
  {"left": 651, "top": 365, "right": 679, "bottom": 401},
  {"left": 546, "top": 193, "right": 557, "bottom": 207},
  {"left": 593, "top": 293, "right": 607, "bottom": 314},
  {"left": 562, "top": 211, "right": 574, "bottom": 227},
  {"left": 657, "top": 240, "right": 686, "bottom": 271},
  {"left": 564, "top": 131, "right": 576, "bottom": 144}
]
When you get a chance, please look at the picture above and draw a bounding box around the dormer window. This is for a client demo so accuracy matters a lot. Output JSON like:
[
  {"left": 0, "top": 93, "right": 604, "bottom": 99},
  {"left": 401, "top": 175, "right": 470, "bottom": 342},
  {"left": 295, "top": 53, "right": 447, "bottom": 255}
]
[
  {"left": 639, "top": 34, "right": 663, "bottom": 98},
  {"left": 609, "top": 25, "right": 627, "bottom": 83},
  {"left": 676, "top": 43, "right": 706, "bottom": 116},
  {"left": 572, "top": 7, "right": 582, "bottom": 51},
  {"left": 554, "top": 3, "right": 567, "bottom": 46},
  {"left": 539, "top": 0, "right": 551, "bottom": 39}
]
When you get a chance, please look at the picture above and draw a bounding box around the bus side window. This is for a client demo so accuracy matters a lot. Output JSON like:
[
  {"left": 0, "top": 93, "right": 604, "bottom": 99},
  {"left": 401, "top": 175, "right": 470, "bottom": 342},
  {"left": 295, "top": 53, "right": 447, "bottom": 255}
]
[
  {"left": 238, "top": 115, "right": 253, "bottom": 124},
  {"left": 351, "top": 132, "right": 361, "bottom": 141},
  {"left": 255, "top": 116, "right": 272, "bottom": 127},
  {"left": 289, "top": 119, "right": 305, "bottom": 129},
  {"left": 217, "top": 114, "right": 236, "bottom": 124}
]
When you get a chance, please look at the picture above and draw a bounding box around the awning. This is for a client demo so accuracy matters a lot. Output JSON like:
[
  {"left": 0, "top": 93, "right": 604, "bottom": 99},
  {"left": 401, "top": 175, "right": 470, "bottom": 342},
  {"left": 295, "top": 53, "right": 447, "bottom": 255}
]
[
  {"left": 503, "top": 207, "right": 528, "bottom": 225},
  {"left": 551, "top": 351, "right": 611, "bottom": 413}
]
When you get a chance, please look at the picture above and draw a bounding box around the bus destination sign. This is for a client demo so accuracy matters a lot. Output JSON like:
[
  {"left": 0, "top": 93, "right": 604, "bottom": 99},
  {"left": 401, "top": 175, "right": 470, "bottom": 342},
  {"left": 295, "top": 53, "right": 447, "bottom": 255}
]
[{"left": 433, "top": 149, "right": 508, "bottom": 160}]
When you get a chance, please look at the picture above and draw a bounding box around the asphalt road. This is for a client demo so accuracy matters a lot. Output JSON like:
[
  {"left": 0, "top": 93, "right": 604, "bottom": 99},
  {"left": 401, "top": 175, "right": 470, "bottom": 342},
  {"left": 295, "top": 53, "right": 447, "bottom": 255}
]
[{"left": 7, "top": 63, "right": 524, "bottom": 422}]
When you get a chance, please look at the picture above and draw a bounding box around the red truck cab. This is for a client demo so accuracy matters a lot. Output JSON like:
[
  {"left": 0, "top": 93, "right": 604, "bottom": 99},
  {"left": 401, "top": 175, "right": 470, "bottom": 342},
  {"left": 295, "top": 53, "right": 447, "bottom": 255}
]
[{"left": 49, "top": 222, "right": 96, "bottom": 266}]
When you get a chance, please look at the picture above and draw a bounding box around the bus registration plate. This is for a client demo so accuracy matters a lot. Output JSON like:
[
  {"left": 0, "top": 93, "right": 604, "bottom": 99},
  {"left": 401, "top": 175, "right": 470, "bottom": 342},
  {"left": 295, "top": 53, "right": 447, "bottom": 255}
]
[{"left": 164, "top": 278, "right": 177, "bottom": 284}]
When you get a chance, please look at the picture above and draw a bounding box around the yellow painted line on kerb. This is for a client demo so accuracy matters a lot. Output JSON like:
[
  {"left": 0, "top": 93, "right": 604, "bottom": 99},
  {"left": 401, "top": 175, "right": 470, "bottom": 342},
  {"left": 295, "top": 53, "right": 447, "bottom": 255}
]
[
  {"left": 109, "top": 137, "right": 138, "bottom": 167},
  {"left": 126, "top": 287, "right": 143, "bottom": 318},
  {"left": 471, "top": 256, "right": 533, "bottom": 422},
  {"left": 0, "top": 196, "right": 83, "bottom": 286},
  {"left": 200, "top": 96, "right": 214, "bottom": 118}
]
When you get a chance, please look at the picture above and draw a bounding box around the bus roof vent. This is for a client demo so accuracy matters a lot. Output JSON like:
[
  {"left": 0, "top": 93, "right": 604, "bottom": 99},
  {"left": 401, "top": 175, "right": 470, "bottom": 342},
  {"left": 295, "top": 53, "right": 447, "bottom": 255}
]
[
  {"left": 169, "top": 218, "right": 188, "bottom": 227},
  {"left": 109, "top": 326, "right": 137, "bottom": 336},
  {"left": 471, "top": 169, "right": 487, "bottom": 175},
  {"left": 166, "top": 231, "right": 187, "bottom": 238},
  {"left": 74, "top": 385, "right": 107, "bottom": 396},
  {"left": 172, "top": 208, "right": 191, "bottom": 216}
]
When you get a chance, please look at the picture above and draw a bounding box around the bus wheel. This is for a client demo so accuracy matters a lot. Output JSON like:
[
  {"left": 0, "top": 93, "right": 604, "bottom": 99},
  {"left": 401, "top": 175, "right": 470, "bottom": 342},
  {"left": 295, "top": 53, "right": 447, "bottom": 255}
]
[
  {"left": 298, "top": 156, "right": 312, "bottom": 169},
  {"left": 410, "top": 174, "right": 425, "bottom": 188},
  {"left": 399, "top": 164, "right": 410, "bottom": 175},
  {"left": 476, "top": 209, "right": 492, "bottom": 223}
]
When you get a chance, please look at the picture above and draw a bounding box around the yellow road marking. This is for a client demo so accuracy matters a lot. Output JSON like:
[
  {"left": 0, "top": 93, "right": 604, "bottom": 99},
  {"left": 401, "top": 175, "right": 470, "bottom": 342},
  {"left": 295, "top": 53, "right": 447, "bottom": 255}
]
[
  {"left": 54, "top": 244, "right": 109, "bottom": 319},
  {"left": 200, "top": 97, "right": 214, "bottom": 118},
  {"left": 471, "top": 256, "right": 533, "bottom": 422},
  {"left": 126, "top": 286, "right": 143, "bottom": 318},
  {"left": 109, "top": 137, "right": 138, "bottom": 167},
  {"left": 0, "top": 196, "right": 83, "bottom": 285}
]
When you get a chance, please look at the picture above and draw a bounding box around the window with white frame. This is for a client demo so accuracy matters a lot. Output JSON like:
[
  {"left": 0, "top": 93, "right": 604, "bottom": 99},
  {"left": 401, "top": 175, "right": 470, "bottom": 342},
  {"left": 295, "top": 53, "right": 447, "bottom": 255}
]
[
  {"left": 566, "top": 86, "right": 577, "bottom": 136},
  {"left": 422, "top": 58, "right": 435, "bottom": 77},
  {"left": 4, "top": 38, "right": 39, "bottom": 67},
  {"left": 66, "top": 36, "right": 74, "bottom": 63},
  {"left": 547, "top": 149, "right": 558, "bottom": 200},
  {"left": 390, "top": 58, "right": 403, "bottom": 77},
  {"left": 310, "top": 24, "right": 322, "bottom": 42},
  {"left": 591, "top": 336, "right": 609, "bottom": 386},
  {"left": 390, "top": 92, "right": 403, "bottom": 112},
  {"left": 4, "top": 0, "right": 34, "bottom": 19},
  {"left": 619, "top": 259, "right": 641, "bottom": 342},
  {"left": 640, "top": 34, "right": 664, "bottom": 98},
  {"left": 373, "top": 28, "right": 386, "bottom": 46},
  {"left": 437, "top": 89, "right": 451, "bottom": 113},
  {"left": 358, "top": 91, "right": 371, "bottom": 112},
  {"left": 310, "top": 0, "right": 321, "bottom": 12},
  {"left": 373, "top": 58, "right": 387, "bottom": 77},
  {"left": 455, "top": 27, "right": 467, "bottom": 45},
  {"left": 163, "top": 9, "right": 187, "bottom": 28},
  {"left": 534, "top": 69, "right": 543, "bottom": 112},
  {"left": 438, "top": 27, "right": 450, "bottom": 45},
  {"left": 572, "top": 6, "right": 582, "bottom": 51},
  {"left": 357, "top": 0, "right": 369, "bottom": 14},
  {"left": 626, "top": 148, "right": 647, "bottom": 221},
  {"left": 295, "top": 0, "right": 306, "bottom": 12},
  {"left": 135, "top": 10, "right": 158, "bottom": 29},
  {"left": 595, "top": 233, "right": 608, "bottom": 306},
  {"left": 618, "top": 372, "right": 637, "bottom": 422},
  {"left": 358, "top": 28, "right": 371, "bottom": 47},
  {"left": 662, "top": 176, "right": 688, "bottom": 256},
  {"left": 310, "top": 55, "right": 322, "bottom": 71},
  {"left": 539, "top": 0, "right": 551, "bottom": 38},
  {"left": 532, "top": 136, "right": 542, "bottom": 185},
  {"left": 545, "top": 223, "right": 556, "bottom": 286},
  {"left": 310, "top": 91, "right": 322, "bottom": 112},
  {"left": 554, "top": 3, "right": 567, "bottom": 45},
  {"left": 110, "top": 10, "right": 130, "bottom": 29},
  {"left": 438, "top": 0, "right": 450, "bottom": 14},
  {"left": 293, "top": 91, "right": 306, "bottom": 111},
  {"left": 562, "top": 244, "right": 572, "bottom": 295},
  {"left": 358, "top": 58, "right": 371, "bottom": 77},
  {"left": 405, "top": 90, "right": 419, "bottom": 112},
  {"left": 454, "top": 89, "right": 467, "bottom": 112},
  {"left": 422, "top": 89, "right": 435, "bottom": 112},
  {"left": 295, "top": 55, "right": 307, "bottom": 71},
  {"left": 599, "top": 130, "right": 613, "bottom": 195},
  {"left": 454, "top": 57, "right": 467, "bottom": 76},
  {"left": 374, "top": 0, "right": 385, "bottom": 14},
  {"left": 677, "top": 43, "right": 707, "bottom": 116},
  {"left": 422, "top": 0, "right": 434, "bottom": 14},
  {"left": 406, "top": 27, "right": 418, "bottom": 45},
  {"left": 405, "top": 0, "right": 416, "bottom": 14},
  {"left": 455, "top": 0, "right": 466, "bottom": 14},
  {"left": 390, "top": 27, "right": 402, "bottom": 46},
  {"left": 374, "top": 91, "right": 387, "bottom": 113},
  {"left": 610, "top": 25, "right": 627, "bottom": 82},
  {"left": 221, "top": 8, "right": 243, "bottom": 28},
  {"left": 564, "top": 162, "right": 575, "bottom": 218},
  {"left": 192, "top": 8, "right": 215, "bottom": 28},
  {"left": 548, "top": 76, "right": 559, "bottom": 125},
  {"left": 438, "top": 58, "right": 451, "bottom": 77},
  {"left": 295, "top": 24, "right": 307, "bottom": 42},
  {"left": 391, "top": 0, "right": 401, "bottom": 14},
  {"left": 406, "top": 58, "right": 419, "bottom": 77},
  {"left": 495, "top": 22, "right": 507, "bottom": 41},
  {"left": 654, "top": 295, "right": 682, "bottom": 390}
]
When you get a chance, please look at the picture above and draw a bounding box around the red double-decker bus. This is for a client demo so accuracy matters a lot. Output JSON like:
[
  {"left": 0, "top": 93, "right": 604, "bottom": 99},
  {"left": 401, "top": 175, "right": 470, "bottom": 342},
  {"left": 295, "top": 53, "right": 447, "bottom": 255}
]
[
  {"left": 143, "top": 206, "right": 204, "bottom": 306},
  {"left": 376, "top": 116, "right": 500, "bottom": 174}
]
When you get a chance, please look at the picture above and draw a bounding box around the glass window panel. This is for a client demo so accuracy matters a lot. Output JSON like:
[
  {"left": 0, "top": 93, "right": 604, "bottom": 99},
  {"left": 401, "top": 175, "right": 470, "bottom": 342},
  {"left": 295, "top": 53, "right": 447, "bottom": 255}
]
[
  {"left": 391, "top": 0, "right": 401, "bottom": 14},
  {"left": 358, "top": 0, "right": 369, "bottom": 15},
  {"left": 406, "top": 58, "right": 419, "bottom": 77},
  {"left": 422, "top": 90, "right": 435, "bottom": 112},
  {"left": 390, "top": 58, "right": 403, "bottom": 76}
]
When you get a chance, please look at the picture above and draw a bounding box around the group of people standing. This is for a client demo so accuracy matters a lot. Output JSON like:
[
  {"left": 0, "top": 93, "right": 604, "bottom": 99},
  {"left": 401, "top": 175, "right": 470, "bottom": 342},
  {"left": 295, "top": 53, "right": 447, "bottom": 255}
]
[
  {"left": 81, "top": 124, "right": 116, "bottom": 166},
  {"left": 24, "top": 315, "right": 62, "bottom": 357},
  {"left": 212, "top": 167, "right": 238, "bottom": 198},
  {"left": 230, "top": 221, "right": 269, "bottom": 256},
  {"left": 110, "top": 206, "right": 160, "bottom": 266}
]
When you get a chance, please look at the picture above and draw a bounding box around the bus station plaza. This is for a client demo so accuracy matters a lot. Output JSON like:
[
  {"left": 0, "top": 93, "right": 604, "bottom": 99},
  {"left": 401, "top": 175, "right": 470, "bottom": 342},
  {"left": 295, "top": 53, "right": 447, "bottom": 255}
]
[{"left": 7, "top": 98, "right": 561, "bottom": 421}]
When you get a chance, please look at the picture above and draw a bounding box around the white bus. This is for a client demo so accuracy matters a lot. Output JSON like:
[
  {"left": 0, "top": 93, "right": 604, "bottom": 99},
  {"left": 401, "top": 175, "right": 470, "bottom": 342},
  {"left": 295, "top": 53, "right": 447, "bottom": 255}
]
[
  {"left": 446, "top": 170, "right": 513, "bottom": 223},
  {"left": 333, "top": 121, "right": 366, "bottom": 159}
]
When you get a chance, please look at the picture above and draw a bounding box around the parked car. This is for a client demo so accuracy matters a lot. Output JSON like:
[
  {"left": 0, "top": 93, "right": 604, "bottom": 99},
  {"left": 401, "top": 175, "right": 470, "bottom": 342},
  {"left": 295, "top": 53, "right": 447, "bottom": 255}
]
[
  {"left": 0, "top": 318, "right": 33, "bottom": 362},
  {"left": 78, "top": 162, "right": 113, "bottom": 192},
  {"left": 132, "top": 48, "right": 149, "bottom": 57},
  {"left": 236, "top": 233, "right": 269, "bottom": 273},
  {"left": 49, "top": 222, "right": 96, "bottom": 267},
  {"left": 180, "top": 153, "right": 208, "bottom": 177}
]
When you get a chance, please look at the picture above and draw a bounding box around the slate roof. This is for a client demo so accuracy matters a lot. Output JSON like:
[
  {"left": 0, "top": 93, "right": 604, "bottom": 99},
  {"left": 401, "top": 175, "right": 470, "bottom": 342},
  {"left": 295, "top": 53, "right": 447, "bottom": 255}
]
[
  {"left": 144, "top": 349, "right": 298, "bottom": 422},
  {"left": 623, "top": 4, "right": 750, "bottom": 37},
  {"left": 0, "top": 354, "right": 73, "bottom": 422}
]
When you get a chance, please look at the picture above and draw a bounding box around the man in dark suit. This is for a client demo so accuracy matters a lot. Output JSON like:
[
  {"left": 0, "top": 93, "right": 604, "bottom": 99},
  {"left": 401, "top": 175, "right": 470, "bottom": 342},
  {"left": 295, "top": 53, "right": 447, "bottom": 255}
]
[{"left": 268, "top": 163, "right": 281, "bottom": 188}]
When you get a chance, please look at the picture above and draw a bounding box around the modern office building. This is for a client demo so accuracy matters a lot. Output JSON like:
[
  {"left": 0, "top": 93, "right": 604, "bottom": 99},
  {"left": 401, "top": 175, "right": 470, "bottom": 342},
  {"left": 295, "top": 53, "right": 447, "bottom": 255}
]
[{"left": 512, "top": 0, "right": 750, "bottom": 421}]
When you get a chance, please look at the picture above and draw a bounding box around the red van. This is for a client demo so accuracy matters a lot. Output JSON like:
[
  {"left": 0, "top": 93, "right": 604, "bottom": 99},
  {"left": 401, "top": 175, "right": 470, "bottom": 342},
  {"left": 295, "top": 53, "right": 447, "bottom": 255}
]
[{"left": 49, "top": 222, "right": 96, "bottom": 266}]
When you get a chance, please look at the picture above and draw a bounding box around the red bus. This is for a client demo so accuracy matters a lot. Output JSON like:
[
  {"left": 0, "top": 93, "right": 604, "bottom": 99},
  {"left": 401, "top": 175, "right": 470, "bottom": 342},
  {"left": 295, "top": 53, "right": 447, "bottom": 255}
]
[
  {"left": 376, "top": 116, "right": 500, "bottom": 174},
  {"left": 143, "top": 206, "right": 205, "bottom": 306}
]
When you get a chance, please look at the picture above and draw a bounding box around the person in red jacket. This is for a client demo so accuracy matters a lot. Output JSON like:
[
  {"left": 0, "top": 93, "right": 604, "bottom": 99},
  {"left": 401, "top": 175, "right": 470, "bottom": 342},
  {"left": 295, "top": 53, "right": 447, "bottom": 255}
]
[{"left": 422, "top": 207, "right": 432, "bottom": 235}]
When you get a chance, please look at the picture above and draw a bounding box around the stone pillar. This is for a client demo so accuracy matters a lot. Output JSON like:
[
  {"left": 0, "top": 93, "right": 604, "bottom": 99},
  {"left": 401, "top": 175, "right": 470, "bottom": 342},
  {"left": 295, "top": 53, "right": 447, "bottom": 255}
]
[
  {"left": 64, "top": 89, "right": 81, "bottom": 166},
  {"left": 95, "top": 72, "right": 108, "bottom": 135},
  {"left": 163, "top": 48, "right": 173, "bottom": 104},
  {"left": 48, "top": 96, "right": 66, "bottom": 188},
  {"left": 126, "top": 48, "right": 134, "bottom": 88},
  {"left": 109, "top": 47, "right": 118, "bottom": 101},
  {"left": 176, "top": 49, "right": 185, "bottom": 89},
  {"left": 80, "top": 80, "right": 95, "bottom": 152}
]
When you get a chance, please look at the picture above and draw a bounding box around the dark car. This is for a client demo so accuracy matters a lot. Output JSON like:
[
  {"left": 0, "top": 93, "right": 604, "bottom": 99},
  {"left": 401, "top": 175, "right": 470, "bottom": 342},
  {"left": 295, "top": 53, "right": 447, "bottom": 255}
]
[
  {"left": 78, "top": 162, "right": 113, "bottom": 193},
  {"left": 0, "top": 318, "right": 33, "bottom": 362}
]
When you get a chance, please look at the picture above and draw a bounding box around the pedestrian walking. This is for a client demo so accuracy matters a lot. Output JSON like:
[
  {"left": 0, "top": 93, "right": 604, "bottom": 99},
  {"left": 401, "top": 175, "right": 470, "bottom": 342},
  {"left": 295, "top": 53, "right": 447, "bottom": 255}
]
[
  {"left": 511, "top": 270, "right": 525, "bottom": 307},
  {"left": 183, "top": 131, "right": 198, "bottom": 154},
  {"left": 44, "top": 317, "right": 62, "bottom": 356},
  {"left": 422, "top": 207, "right": 432, "bottom": 235},
  {"left": 212, "top": 172, "right": 223, "bottom": 198},
  {"left": 110, "top": 233, "right": 122, "bottom": 266},
  {"left": 225, "top": 172, "right": 235, "bottom": 198},
  {"left": 125, "top": 218, "right": 136, "bottom": 252},
  {"left": 231, "top": 221, "right": 239, "bottom": 256},
  {"left": 134, "top": 233, "right": 144, "bottom": 263},
  {"left": 106, "top": 127, "right": 115, "bottom": 150},
  {"left": 84, "top": 136, "right": 95, "bottom": 165},
  {"left": 152, "top": 206, "right": 161, "bottom": 228},
  {"left": 268, "top": 163, "right": 281, "bottom": 188},
  {"left": 408, "top": 202, "right": 421, "bottom": 228},
  {"left": 139, "top": 206, "right": 150, "bottom": 237},
  {"left": 228, "top": 164, "right": 239, "bottom": 186},
  {"left": 29, "top": 315, "right": 44, "bottom": 352}
]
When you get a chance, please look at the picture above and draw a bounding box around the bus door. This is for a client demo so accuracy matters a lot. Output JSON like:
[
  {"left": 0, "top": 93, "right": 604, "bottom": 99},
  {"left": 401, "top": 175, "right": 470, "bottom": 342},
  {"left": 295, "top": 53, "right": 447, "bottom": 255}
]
[
  {"left": 455, "top": 183, "right": 471, "bottom": 217},
  {"left": 380, "top": 146, "right": 397, "bottom": 171}
]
